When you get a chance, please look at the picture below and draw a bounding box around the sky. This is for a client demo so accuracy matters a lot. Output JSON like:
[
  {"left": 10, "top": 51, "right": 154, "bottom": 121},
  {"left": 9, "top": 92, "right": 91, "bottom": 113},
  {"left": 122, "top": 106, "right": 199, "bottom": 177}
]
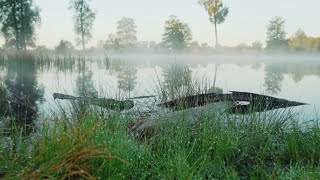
[{"left": 0, "top": 0, "right": 319, "bottom": 48}]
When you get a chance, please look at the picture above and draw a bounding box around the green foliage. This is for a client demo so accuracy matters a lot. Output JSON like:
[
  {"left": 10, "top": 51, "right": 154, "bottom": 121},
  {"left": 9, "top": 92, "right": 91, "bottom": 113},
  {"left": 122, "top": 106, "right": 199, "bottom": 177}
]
[
  {"left": 235, "top": 43, "right": 250, "bottom": 51},
  {"left": 104, "top": 33, "right": 122, "bottom": 51},
  {"left": 34, "top": 45, "right": 49, "bottom": 52},
  {"left": 198, "top": 0, "right": 229, "bottom": 47},
  {"left": 189, "top": 41, "right": 201, "bottom": 52},
  {"left": 115, "top": 17, "right": 137, "bottom": 48},
  {"left": 161, "top": 15, "right": 192, "bottom": 51},
  {"left": 96, "top": 40, "right": 104, "bottom": 49},
  {"left": 289, "top": 29, "right": 307, "bottom": 51},
  {"left": 0, "top": 115, "right": 141, "bottom": 179},
  {"left": 55, "top": 40, "right": 74, "bottom": 54},
  {"left": 208, "top": 1, "right": 229, "bottom": 25},
  {"left": 231, "top": 41, "right": 263, "bottom": 52},
  {"left": 69, "top": 0, "right": 96, "bottom": 50},
  {"left": 288, "top": 29, "right": 320, "bottom": 52},
  {"left": 0, "top": 0, "right": 40, "bottom": 50},
  {"left": 266, "top": 16, "right": 287, "bottom": 50},
  {"left": 252, "top": 41, "right": 263, "bottom": 51},
  {"left": 103, "top": 18, "right": 138, "bottom": 51}
]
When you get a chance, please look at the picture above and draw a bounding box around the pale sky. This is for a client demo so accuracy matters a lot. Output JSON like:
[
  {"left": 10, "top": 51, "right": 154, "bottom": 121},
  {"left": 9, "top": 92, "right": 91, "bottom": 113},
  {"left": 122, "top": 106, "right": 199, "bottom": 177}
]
[{"left": 0, "top": 0, "right": 319, "bottom": 48}]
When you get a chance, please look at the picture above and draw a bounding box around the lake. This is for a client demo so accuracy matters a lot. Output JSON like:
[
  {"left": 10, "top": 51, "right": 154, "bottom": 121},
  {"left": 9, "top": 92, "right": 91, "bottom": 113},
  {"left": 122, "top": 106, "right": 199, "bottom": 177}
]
[{"left": 1, "top": 53, "right": 320, "bottom": 127}]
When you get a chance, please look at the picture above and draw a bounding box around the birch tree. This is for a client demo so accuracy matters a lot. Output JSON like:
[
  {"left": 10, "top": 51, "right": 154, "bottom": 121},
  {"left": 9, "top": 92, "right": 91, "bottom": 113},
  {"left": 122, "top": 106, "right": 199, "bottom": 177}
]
[{"left": 69, "top": 0, "right": 96, "bottom": 50}]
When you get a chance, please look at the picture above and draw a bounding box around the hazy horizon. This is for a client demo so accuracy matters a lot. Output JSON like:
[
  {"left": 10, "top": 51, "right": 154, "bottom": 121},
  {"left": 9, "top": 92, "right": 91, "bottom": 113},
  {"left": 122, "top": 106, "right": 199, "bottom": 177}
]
[{"left": 0, "top": 0, "right": 319, "bottom": 49}]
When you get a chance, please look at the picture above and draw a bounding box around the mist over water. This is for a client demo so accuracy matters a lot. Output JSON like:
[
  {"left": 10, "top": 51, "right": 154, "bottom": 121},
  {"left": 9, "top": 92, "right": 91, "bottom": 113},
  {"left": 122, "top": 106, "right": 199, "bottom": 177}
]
[
  {"left": 1, "top": 0, "right": 320, "bottom": 178},
  {"left": 0, "top": 51, "right": 319, "bottom": 134},
  {"left": 1, "top": 53, "right": 318, "bottom": 124}
]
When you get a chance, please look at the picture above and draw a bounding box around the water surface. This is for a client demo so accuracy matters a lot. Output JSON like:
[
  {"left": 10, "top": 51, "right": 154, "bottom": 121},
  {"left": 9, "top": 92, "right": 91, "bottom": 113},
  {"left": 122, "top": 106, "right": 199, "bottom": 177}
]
[{"left": 1, "top": 54, "right": 319, "bottom": 127}]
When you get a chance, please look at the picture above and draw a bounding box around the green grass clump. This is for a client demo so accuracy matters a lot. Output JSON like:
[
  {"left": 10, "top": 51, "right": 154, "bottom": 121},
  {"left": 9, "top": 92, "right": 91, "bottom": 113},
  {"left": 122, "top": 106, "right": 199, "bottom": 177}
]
[
  {"left": 1, "top": 109, "right": 320, "bottom": 179},
  {"left": 0, "top": 114, "right": 147, "bottom": 179}
]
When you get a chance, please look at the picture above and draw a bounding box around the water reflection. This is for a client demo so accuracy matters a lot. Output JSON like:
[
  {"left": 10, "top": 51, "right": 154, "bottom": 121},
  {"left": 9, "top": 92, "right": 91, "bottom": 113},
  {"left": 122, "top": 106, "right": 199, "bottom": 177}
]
[
  {"left": 97, "top": 56, "right": 124, "bottom": 72},
  {"left": 161, "top": 64, "right": 194, "bottom": 100},
  {"left": 117, "top": 66, "right": 137, "bottom": 97},
  {"left": 289, "top": 71, "right": 304, "bottom": 83},
  {"left": 3, "top": 54, "right": 44, "bottom": 133},
  {"left": 54, "top": 56, "right": 77, "bottom": 72},
  {"left": 264, "top": 65, "right": 284, "bottom": 95},
  {"left": 0, "top": 83, "right": 10, "bottom": 118},
  {"left": 205, "top": 64, "right": 223, "bottom": 94},
  {"left": 1, "top": 54, "right": 320, "bottom": 125},
  {"left": 251, "top": 62, "right": 263, "bottom": 70},
  {"left": 263, "top": 63, "right": 320, "bottom": 95},
  {"left": 284, "top": 63, "right": 320, "bottom": 83},
  {"left": 70, "top": 61, "right": 99, "bottom": 117},
  {"left": 75, "top": 61, "right": 98, "bottom": 98}
]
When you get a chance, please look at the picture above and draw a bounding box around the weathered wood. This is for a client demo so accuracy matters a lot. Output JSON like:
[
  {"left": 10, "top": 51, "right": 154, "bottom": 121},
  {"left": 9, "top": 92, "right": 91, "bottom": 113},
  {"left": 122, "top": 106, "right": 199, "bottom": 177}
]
[
  {"left": 159, "top": 91, "right": 307, "bottom": 114},
  {"left": 53, "top": 93, "right": 134, "bottom": 111},
  {"left": 128, "top": 91, "right": 308, "bottom": 140},
  {"left": 228, "top": 91, "right": 307, "bottom": 114},
  {"left": 127, "top": 103, "right": 229, "bottom": 140},
  {"left": 128, "top": 120, "right": 156, "bottom": 140},
  {"left": 53, "top": 91, "right": 307, "bottom": 114},
  {"left": 53, "top": 91, "right": 308, "bottom": 140}
]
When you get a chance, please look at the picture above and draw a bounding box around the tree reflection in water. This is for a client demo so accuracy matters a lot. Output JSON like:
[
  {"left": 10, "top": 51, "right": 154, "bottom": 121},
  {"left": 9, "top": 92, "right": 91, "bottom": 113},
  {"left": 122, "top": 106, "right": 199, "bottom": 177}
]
[
  {"left": 0, "top": 83, "right": 10, "bottom": 119},
  {"left": 3, "top": 54, "right": 44, "bottom": 133},
  {"left": 75, "top": 64, "right": 98, "bottom": 98},
  {"left": 73, "top": 61, "right": 98, "bottom": 117},
  {"left": 264, "top": 65, "right": 284, "bottom": 95},
  {"left": 117, "top": 66, "right": 137, "bottom": 98},
  {"left": 161, "top": 64, "right": 194, "bottom": 101}
]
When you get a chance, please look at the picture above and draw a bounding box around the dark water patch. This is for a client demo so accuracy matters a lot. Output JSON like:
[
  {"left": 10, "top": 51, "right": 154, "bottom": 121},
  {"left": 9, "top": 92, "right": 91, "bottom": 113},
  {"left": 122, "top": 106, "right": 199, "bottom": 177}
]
[{"left": 0, "top": 53, "right": 44, "bottom": 134}]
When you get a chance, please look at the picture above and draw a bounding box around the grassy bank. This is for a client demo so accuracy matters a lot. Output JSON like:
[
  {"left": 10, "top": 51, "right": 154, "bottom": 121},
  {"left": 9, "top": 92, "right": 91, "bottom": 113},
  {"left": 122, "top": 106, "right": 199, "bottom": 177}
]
[{"left": 1, "top": 108, "right": 320, "bottom": 179}]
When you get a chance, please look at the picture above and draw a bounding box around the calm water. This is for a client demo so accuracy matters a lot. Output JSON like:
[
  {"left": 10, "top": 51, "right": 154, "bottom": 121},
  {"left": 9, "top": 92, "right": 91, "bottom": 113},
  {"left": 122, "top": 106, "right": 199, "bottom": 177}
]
[{"left": 1, "top": 54, "right": 320, "bottom": 126}]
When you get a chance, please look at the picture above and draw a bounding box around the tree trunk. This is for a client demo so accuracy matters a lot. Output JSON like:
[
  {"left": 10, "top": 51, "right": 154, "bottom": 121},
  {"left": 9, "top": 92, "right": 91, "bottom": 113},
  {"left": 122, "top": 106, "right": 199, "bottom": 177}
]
[
  {"left": 20, "top": 0, "right": 26, "bottom": 50},
  {"left": 214, "top": 13, "right": 219, "bottom": 48},
  {"left": 80, "top": 0, "right": 85, "bottom": 51},
  {"left": 82, "top": 33, "right": 85, "bottom": 51},
  {"left": 12, "top": 1, "right": 20, "bottom": 50},
  {"left": 213, "top": 64, "right": 218, "bottom": 89}
]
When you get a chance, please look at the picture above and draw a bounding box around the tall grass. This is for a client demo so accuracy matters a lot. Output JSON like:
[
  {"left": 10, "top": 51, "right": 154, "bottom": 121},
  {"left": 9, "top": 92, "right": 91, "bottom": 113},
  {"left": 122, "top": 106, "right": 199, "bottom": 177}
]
[{"left": 1, "top": 106, "right": 320, "bottom": 179}]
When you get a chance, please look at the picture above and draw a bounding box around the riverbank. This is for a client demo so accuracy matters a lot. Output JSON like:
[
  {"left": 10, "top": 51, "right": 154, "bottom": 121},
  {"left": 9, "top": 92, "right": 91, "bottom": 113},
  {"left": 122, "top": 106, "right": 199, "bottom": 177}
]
[{"left": 1, "top": 108, "right": 320, "bottom": 179}]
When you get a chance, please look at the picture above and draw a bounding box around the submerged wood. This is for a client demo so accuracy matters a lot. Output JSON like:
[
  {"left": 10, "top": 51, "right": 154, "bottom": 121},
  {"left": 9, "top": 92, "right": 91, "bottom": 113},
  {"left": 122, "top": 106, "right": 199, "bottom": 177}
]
[
  {"left": 53, "top": 91, "right": 307, "bottom": 140},
  {"left": 159, "top": 91, "right": 307, "bottom": 114},
  {"left": 53, "top": 91, "right": 307, "bottom": 114},
  {"left": 129, "top": 92, "right": 307, "bottom": 139},
  {"left": 53, "top": 93, "right": 134, "bottom": 111}
]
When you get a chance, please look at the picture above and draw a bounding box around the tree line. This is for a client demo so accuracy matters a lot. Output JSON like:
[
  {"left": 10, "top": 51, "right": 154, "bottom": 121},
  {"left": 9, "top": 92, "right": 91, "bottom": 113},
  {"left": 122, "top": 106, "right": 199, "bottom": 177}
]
[
  {"left": 266, "top": 16, "right": 320, "bottom": 52},
  {"left": 0, "top": 0, "right": 96, "bottom": 51},
  {"left": 0, "top": 0, "right": 319, "bottom": 53},
  {"left": 0, "top": 0, "right": 40, "bottom": 50}
]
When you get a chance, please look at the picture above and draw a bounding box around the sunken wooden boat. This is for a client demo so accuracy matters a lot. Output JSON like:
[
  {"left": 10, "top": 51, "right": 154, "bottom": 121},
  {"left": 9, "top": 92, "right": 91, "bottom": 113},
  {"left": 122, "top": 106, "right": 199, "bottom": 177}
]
[
  {"left": 158, "top": 91, "right": 307, "bottom": 114},
  {"left": 131, "top": 91, "right": 307, "bottom": 139},
  {"left": 52, "top": 91, "right": 307, "bottom": 139},
  {"left": 53, "top": 91, "right": 307, "bottom": 114},
  {"left": 53, "top": 93, "right": 134, "bottom": 111}
]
